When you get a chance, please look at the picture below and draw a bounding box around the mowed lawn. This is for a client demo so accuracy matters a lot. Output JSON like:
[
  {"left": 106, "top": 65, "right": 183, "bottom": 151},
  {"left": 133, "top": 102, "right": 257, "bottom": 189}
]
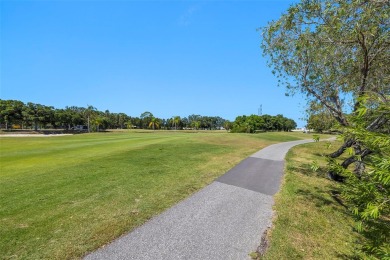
[
  {"left": 1, "top": 131, "right": 310, "bottom": 259},
  {"left": 262, "top": 140, "right": 365, "bottom": 259}
]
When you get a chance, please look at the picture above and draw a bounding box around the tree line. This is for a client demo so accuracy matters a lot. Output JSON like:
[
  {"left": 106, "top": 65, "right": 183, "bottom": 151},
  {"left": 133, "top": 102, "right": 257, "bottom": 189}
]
[
  {"left": 230, "top": 114, "right": 297, "bottom": 133},
  {"left": 0, "top": 99, "right": 230, "bottom": 131},
  {"left": 0, "top": 99, "right": 299, "bottom": 133}
]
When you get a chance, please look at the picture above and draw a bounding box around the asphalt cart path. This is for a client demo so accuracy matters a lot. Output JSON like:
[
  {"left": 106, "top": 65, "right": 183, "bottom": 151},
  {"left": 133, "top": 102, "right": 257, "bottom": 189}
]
[{"left": 85, "top": 139, "right": 314, "bottom": 260}]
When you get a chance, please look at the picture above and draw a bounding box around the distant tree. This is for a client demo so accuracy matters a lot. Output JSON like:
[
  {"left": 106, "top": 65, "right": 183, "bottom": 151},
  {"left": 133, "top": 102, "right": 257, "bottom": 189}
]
[
  {"left": 223, "top": 121, "right": 233, "bottom": 131},
  {"left": 215, "top": 116, "right": 226, "bottom": 129},
  {"left": 24, "top": 103, "right": 54, "bottom": 130},
  {"left": 192, "top": 121, "right": 201, "bottom": 130},
  {"left": 181, "top": 117, "right": 189, "bottom": 128},
  {"left": 284, "top": 118, "right": 297, "bottom": 132},
  {"left": 307, "top": 113, "right": 336, "bottom": 133},
  {"left": 140, "top": 111, "right": 153, "bottom": 129},
  {"left": 130, "top": 117, "right": 141, "bottom": 129},
  {"left": 66, "top": 106, "right": 84, "bottom": 128},
  {"left": 0, "top": 100, "right": 24, "bottom": 129},
  {"left": 125, "top": 121, "right": 134, "bottom": 129},
  {"left": 231, "top": 114, "right": 296, "bottom": 133},
  {"left": 84, "top": 105, "right": 97, "bottom": 132},
  {"left": 117, "top": 113, "right": 128, "bottom": 129},
  {"left": 92, "top": 115, "right": 109, "bottom": 132},
  {"left": 148, "top": 117, "right": 160, "bottom": 130},
  {"left": 261, "top": 114, "right": 274, "bottom": 131},
  {"left": 188, "top": 114, "right": 202, "bottom": 126},
  {"left": 172, "top": 116, "right": 181, "bottom": 130},
  {"left": 54, "top": 109, "right": 71, "bottom": 129}
]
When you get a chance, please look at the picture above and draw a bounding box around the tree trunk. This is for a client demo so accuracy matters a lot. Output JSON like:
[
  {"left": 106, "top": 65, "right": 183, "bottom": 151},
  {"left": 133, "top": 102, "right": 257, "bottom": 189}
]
[{"left": 354, "top": 161, "right": 365, "bottom": 178}]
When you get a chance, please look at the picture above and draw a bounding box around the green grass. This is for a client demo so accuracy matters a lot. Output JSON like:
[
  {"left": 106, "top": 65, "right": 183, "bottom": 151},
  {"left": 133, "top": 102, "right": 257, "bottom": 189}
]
[
  {"left": 0, "top": 131, "right": 312, "bottom": 259},
  {"left": 261, "top": 140, "right": 367, "bottom": 259}
]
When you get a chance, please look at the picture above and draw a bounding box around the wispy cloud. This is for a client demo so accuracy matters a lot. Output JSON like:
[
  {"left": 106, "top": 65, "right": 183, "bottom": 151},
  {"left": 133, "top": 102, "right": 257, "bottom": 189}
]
[{"left": 178, "top": 5, "right": 200, "bottom": 26}]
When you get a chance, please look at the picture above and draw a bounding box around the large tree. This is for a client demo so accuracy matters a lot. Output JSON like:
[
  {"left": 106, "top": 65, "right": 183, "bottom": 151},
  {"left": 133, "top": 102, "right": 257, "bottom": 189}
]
[
  {"left": 24, "top": 102, "right": 54, "bottom": 131},
  {"left": 261, "top": 0, "right": 389, "bottom": 176},
  {"left": 0, "top": 100, "right": 24, "bottom": 129},
  {"left": 261, "top": 0, "right": 389, "bottom": 256}
]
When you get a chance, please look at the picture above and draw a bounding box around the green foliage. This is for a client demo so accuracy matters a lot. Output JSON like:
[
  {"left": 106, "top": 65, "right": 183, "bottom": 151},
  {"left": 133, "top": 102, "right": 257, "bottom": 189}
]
[
  {"left": 310, "top": 160, "right": 319, "bottom": 172},
  {"left": 148, "top": 117, "right": 160, "bottom": 130},
  {"left": 0, "top": 100, "right": 230, "bottom": 131},
  {"left": 328, "top": 97, "right": 390, "bottom": 258},
  {"left": 261, "top": 0, "right": 389, "bottom": 257},
  {"left": 261, "top": 0, "right": 389, "bottom": 128},
  {"left": 223, "top": 121, "right": 233, "bottom": 131},
  {"left": 307, "top": 113, "right": 337, "bottom": 133},
  {"left": 172, "top": 116, "right": 181, "bottom": 130},
  {"left": 231, "top": 114, "right": 296, "bottom": 133}
]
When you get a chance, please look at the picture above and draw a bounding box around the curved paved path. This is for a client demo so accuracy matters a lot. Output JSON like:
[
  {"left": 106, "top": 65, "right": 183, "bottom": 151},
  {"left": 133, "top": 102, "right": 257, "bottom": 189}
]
[{"left": 85, "top": 139, "right": 313, "bottom": 260}]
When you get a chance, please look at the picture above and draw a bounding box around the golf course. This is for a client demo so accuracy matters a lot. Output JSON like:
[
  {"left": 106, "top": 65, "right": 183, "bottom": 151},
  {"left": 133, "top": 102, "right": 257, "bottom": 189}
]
[{"left": 0, "top": 131, "right": 311, "bottom": 259}]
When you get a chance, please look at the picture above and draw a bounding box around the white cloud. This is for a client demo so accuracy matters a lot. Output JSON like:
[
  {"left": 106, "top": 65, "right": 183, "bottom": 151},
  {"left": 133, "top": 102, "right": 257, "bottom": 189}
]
[{"left": 178, "top": 5, "right": 199, "bottom": 26}]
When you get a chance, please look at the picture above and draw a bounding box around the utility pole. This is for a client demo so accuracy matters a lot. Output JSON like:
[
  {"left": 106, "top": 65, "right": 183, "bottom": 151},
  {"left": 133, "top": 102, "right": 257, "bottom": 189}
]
[{"left": 258, "top": 104, "right": 262, "bottom": 116}]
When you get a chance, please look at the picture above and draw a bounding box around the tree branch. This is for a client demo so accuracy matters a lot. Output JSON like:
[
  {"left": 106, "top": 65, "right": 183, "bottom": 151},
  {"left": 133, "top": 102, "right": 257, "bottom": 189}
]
[
  {"left": 329, "top": 138, "right": 355, "bottom": 158},
  {"left": 340, "top": 148, "right": 373, "bottom": 169}
]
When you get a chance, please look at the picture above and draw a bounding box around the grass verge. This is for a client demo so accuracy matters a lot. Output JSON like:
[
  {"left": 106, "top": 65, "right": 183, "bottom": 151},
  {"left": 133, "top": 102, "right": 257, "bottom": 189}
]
[
  {"left": 0, "top": 131, "right": 312, "bottom": 259},
  {"left": 259, "top": 140, "right": 368, "bottom": 259}
]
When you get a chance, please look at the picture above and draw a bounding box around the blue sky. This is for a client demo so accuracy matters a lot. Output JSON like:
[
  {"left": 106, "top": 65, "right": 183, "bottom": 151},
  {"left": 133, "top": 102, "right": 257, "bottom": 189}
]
[{"left": 1, "top": 0, "right": 308, "bottom": 126}]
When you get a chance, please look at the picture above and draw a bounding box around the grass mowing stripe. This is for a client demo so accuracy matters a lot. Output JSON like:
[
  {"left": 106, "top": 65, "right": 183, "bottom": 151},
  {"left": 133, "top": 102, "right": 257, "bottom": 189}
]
[
  {"left": 1, "top": 137, "right": 236, "bottom": 258},
  {"left": 0, "top": 134, "right": 181, "bottom": 178}
]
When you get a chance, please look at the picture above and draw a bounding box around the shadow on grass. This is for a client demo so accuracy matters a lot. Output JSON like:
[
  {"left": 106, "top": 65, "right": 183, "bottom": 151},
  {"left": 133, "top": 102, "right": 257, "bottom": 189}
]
[
  {"left": 291, "top": 162, "right": 389, "bottom": 259},
  {"left": 335, "top": 253, "right": 361, "bottom": 260},
  {"left": 292, "top": 162, "right": 350, "bottom": 211},
  {"left": 287, "top": 162, "right": 328, "bottom": 178}
]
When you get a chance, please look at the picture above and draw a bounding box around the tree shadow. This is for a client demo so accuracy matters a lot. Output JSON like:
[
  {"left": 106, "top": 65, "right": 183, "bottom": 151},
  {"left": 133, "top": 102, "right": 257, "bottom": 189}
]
[
  {"left": 288, "top": 162, "right": 328, "bottom": 178},
  {"left": 296, "top": 188, "right": 336, "bottom": 208},
  {"left": 334, "top": 252, "right": 361, "bottom": 260},
  {"left": 291, "top": 162, "right": 389, "bottom": 259}
]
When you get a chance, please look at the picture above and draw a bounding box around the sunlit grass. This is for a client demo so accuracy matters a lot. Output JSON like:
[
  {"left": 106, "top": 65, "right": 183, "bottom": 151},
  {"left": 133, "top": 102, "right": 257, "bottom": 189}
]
[
  {"left": 261, "top": 141, "right": 367, "bottom": 259},
  {"left": 0, "top": 131, "right": 313, "bottom": 259}
]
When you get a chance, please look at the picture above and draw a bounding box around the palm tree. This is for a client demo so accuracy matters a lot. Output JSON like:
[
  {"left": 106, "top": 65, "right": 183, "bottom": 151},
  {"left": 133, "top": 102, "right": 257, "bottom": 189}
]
[
  {"left": 193, "top": 121, "right": 201, "bottom": 130},
  {"left": 84, "top": 105, "right": 96, "bottom": 133},
  {"left": 94, "top": 116, "right": 107, "bottom": 132},
  {"left": 172, "top": 116, "right": 181, "bottom": 130},
  {"left": 149, "top": 117, "right": 159, "bottom": 130}
]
